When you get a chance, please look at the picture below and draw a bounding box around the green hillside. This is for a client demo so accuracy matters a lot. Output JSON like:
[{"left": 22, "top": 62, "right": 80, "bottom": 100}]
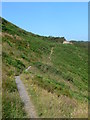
[{"left": 2, "top": 17, "right": 88, "bottom": 118}]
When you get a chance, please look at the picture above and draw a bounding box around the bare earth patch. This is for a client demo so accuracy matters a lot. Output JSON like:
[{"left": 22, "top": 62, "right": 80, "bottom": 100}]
[{"left": 2, "top": 32, "right": 22, "bottom": 40}]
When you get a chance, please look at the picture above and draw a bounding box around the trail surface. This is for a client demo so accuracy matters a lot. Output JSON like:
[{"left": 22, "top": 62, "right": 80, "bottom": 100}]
[
  {"left": 49, "top": 47, "right": 54, "bottom": 61},
  {"left": 15, "top": 76, "right": 37, "bottom": 118}
]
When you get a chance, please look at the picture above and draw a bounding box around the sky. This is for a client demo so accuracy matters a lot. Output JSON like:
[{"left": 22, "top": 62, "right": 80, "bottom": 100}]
[{"left": 2, "top": 2, "right": 88, "bottom": 41}]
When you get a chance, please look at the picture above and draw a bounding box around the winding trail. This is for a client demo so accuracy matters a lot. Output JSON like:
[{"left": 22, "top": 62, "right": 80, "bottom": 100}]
[
  {"left": 15, "top": 76, "right": 37, "bottom": 118},
  {"left": 49, "top": 47, "right": 54, "bottom": 61},
  {"left": 15, "top": 47, "right": 54, "bottom": 118}
]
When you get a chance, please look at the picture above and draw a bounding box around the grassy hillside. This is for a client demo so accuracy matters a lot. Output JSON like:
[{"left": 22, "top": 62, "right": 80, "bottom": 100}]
[{"left": 2, "top": 17, "right": 88, "bottom": 118}]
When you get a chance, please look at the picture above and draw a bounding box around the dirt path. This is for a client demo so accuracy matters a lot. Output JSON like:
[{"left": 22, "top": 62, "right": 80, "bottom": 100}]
[
  {"left": 49, "top": 47, "right": 54, "bottom": 61},
  {"left": 25, "top": 66, "right": 31, "bottom": 72},
  {"left": 15, "top": 76, "right": 37, "bottom": 118}
]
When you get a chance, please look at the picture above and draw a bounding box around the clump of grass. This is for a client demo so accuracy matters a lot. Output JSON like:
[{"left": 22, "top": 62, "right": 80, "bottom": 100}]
[
  {"left": 3, "top": 52, "right": 25, "bottom": 74},
  {"left": 2, "top": 69, "right": 27, "bottom": 118},
  {"left": 21, "top": 53, "right": 30, "bottom": 62},
  {"left": 32, "top": 75, "right": 72, "bottom": 98},
  {"left": 21, "top": 73, "right": 88, "bottom": 118},
  {"left": 3, "top": 92, "right": 26, "bottom": 118},
  {"left": 34, "top": 62, "right": 62, "bottom": 75},
  {"left": 3, "top": 37, "right": 13, "bottom": 47}
]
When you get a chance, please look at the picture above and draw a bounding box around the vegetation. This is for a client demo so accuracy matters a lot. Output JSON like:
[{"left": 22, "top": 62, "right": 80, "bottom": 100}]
[
  {"left": 0, "top": 38, "right": 2, "bottom": 119},
  {"left": 2, "top": 17, "right": 88, "bottom": 118}
]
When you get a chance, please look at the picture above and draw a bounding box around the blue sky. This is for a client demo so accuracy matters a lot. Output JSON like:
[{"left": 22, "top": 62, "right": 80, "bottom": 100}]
[{"left": 2, "top": 2, "right": 88, "bottom": 41}]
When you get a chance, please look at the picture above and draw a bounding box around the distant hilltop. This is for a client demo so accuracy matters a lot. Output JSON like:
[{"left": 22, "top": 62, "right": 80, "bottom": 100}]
[{"left": 1, "top": 17, "right": 67, "bottom": 44}]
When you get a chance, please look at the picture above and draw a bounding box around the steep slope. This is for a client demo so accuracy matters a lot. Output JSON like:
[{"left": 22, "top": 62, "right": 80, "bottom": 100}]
[
  {"left": 2, "top": 17, "right": 88, "bottom": 118},
  {"left": 0, "top": 17, "right": 2, "bottom": 119}
]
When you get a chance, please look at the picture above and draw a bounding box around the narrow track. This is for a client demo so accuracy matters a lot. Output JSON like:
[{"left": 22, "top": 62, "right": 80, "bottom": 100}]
[
  {"left": 15, "top": 76, "right": 37, "bottom": 118},
  {"left": 49, "top": 47, "right": 54, "bottom": 61}
]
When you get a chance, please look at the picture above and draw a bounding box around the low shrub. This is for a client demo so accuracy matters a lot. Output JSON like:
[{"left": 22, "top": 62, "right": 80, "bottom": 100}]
[
  {"left": 32, "top": 75, "right": 72, "bottom": 98},
  {"left": 3, "top": 52, "right": 25, "bottom": 73}
]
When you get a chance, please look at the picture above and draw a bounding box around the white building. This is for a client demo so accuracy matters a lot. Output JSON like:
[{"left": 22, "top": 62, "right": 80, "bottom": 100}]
[{"left": 63, "top": 41, "right": 72, "bottom": 44}]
